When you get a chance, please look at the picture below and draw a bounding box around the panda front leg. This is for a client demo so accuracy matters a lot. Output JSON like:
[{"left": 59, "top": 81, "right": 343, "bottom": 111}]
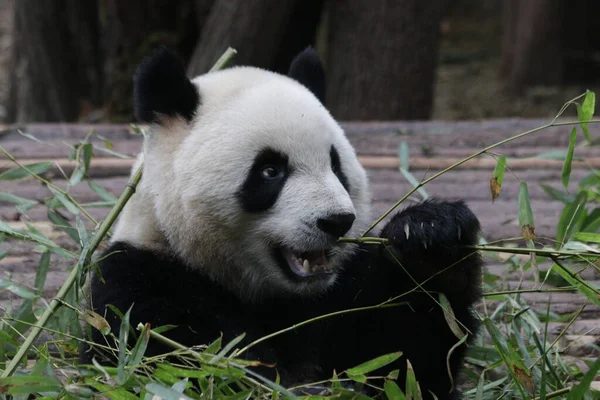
[
  {"left": 375, "top": 198, "right": 483, "bottom": 398},
  {"left": 322, "top": 198, "right": 483, "bottom": 399},
  {"left": 379, "top": 198, "right": 483, "bottom": 303}
]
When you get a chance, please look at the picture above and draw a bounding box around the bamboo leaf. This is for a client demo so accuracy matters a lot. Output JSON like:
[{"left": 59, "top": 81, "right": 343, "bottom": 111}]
[
  {"left": 540, "top": 184, "right": 575, "bottom": 203},
  {"left": 117, "top": 305, "right": 133, "bottom": 385},
  {"left": 556, "top": 191, "right": 588, "bottom": 246},
  {"left": 346, "top": 352, "right": 403, "bottom": 377},
  {"left": 80, "top": 310, "right": 111, "bottom": 335},
  {"left": 561, "top": 127, "right": 577, "bottom": 189},
  {"left": 518, "top": 182, "right": 535, "bottom": 240},
  {"left": 0, "top": 162, "right": 52, "bottom": 180},
  {"left": 0, "top": 277, "right": 37, "bottom": 299},
  {"left": 34, "top": 251, "right": 51, "bottom": 295},
  {"left": 88, "top": 180, "right": 118, "bottom": 202},
  {"left": 490, "top": 155, "right": 506, "bottom": 202},
  {"left": 384, "top": 380, "right": 407, "bottom": 400},
  {"left": 399, "top": 141, "right": 409, "bottom": 171},
  {"left": 48, "top": 187, "right": 80, "bottom": 215},
  {"left": 552, "top": 262, "right": 600, "bottom": 307},
  {"left": 145, "top": 383, "right": 194, "bottom": 400},
  {"left": 572, "top": 232, "right": 600, "bottom": 244},
  {"left": 404, "top": 359, "right": 422, "bottom": 400},
  {"left": 577, "top": 91, "right": 595, "bottom": 142},
  {"left": 0, "top": 193, "right": 38, "bottom": 213},
  {"left": 438, "top": 293, "right": 465, "bottom": 339}
]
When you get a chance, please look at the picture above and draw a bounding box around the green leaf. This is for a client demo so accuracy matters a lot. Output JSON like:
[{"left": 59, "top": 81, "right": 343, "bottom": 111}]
[
  {"left": 561, "top": 127, "right": 577, "bottom": 189},
  {"left": 518, "top": 182, "right": 535, "bottom": 240},
  {"left": 0, "top": 162, "right": 52, "bottom": 180},
  {"left": 577, "top": 91, "right": 595, "bottom": 142},
  {"left": 0, "top": 192, "right": 38, "bottom": 213},
  {"left": 211, "top": 332, "right": 246, "bottom": 363},
  {"left": 47, "top": 210, "right": 80, "bottom": 244},
  {"left": 384, "top": 380, "right": 407, "bottom": 400},
  {"left": 490, "top": 155, "right": 506, "bottom": 202},
  {"left": 551, "top": 262, "right": 600, "bottom": 307},
  {"left": 567, "top": 357, "right": 600, "bottom": 400},
  {"left": 88, "top": 180, "right": 118, "bottom": 202},
  {"left": 572, "top": 232, "right": 600, "bottom": 244},
  {"left": 346, "top": 351, "right": 403, "bottom": 377},
  {"left": 579, "top": 170, "right": 600, "bottom": 187},
  {"left": 0, "top": 277, "right": 37, "bottom": 299},
  {"left": 145, "top": 383, "right": 194, "bottom": 400},
  {"left": 0, "top": 375, "right": 62, "bottom": 395},
  {"left": 556, "top": 191, "right": 588, "bottom": 246},
  {"left": 400, "top": 168, "right": 429, "bottom": 200},
  {"left": 582, "top": 208, "right": 600, "bottom": 232},
  {"left": 117, "top": 305, "right": 133, "bottom": 385},
  {"left": 404, "top": 359, "right": 421, "bottom": 400},
  {"left": 127, "top": 322, "right": 150, "bottom": 366},
  {"left": 438, "top": 293, "right": 465, "bottom": 340},
  {"left": 482, "top": 318, "right": 529, "bottom": 398},
  {"left": 540, "top": 184, "right": 575, "bottom": 203},
  {"left": 34, "top": 251, "right": 51, "bottom": 294},
  {"left": 48, "top": 187, "right": 80, "bottom": 215},
  {"left": 399, "top": 141, "right": 409, "bottom": 171}
]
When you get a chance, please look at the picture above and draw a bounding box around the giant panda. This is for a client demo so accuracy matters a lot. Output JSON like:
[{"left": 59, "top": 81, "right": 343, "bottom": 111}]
[{"left": 80, "top": 46, "right": 483, "bottom": 399}]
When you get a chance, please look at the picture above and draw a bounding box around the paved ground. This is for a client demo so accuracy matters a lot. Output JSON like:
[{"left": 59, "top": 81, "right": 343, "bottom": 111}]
[{"left": 1, "top": 120, "right": 599, "bottom": 382}]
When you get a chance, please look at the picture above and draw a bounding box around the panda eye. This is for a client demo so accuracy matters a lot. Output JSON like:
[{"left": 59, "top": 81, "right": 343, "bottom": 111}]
[{"left": 261, "top": 165, "right": 281, "bottom": 180}]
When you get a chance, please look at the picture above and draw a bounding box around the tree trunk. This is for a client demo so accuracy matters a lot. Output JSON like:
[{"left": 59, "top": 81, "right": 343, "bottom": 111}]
[
  {"left": 186, "top": 0, "right": 301, "bottom": 77},
  {"left": 7, "top": 0, "right": 101, "bottom": 122},
  {"left": 501, "top": 0, "right": 564, "bottom": 92},
  {"left": 101, "top": 0, "right": 199, "bottom": 121},
  {"left": 325, "top": 0, "right": 448, "bottom": 121}
]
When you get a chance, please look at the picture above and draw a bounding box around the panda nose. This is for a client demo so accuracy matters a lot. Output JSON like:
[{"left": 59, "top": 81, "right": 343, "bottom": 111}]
[{"left": 317, "top": 213, "right": 356, "bottom": 238}]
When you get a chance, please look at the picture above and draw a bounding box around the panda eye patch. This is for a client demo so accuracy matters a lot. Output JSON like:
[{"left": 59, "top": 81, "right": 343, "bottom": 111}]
[
  {"left": 237, "top": 149, "right": 289, "bottom": 213},
  {"left": 330, "top": 146, "right": 350, "bottom": 192}
]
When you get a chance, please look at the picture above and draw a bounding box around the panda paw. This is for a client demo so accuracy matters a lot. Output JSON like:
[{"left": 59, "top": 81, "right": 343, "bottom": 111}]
[{"left": 379, "top": 198, "right": 481, "bottom": 273}]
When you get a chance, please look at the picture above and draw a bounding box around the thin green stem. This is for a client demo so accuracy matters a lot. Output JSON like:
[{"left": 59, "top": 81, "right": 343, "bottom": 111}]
[
  {"left": 235, "top": 302, "right": 404, "bottom": 357},
  {"left": 483, "top": 288, "right": 575, "bottom": 297},
  {"left": 533, "top": 387, "right": 571, "bottom": 400},
  {"left": 469, "top": 244, "right": 599, "bottom": 258}
]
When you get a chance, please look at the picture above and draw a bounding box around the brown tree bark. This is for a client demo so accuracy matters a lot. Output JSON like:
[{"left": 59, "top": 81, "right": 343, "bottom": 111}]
[
  {"left": 324, "top": 1, "right": 448, "bottom": 121},
  {"left": 101, "top": 0, "right": 200, "bottom": 120},
  {"left": 186, "top": 0, "right": 302, "bottom": 77},
  {"left": 501, "top": 0, "right": 564, "bottom": 92},
  {"left": 7, "top": 0, "right": 101, "bottom": 122}
]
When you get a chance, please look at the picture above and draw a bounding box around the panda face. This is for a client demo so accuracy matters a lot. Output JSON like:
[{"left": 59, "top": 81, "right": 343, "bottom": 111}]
[{"left": 113, "top": 48, "right": 371, "bottom": 300}]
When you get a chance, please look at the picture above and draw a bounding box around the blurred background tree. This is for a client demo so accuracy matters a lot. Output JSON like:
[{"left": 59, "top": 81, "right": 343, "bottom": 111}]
[{"left": 1, "top": 0, "right": 599, "bottom": 123}]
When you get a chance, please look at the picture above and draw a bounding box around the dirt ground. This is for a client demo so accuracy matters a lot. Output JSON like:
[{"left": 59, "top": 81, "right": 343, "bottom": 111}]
[{"left": 0, "top": 0, "right": 599, "bottom": 122}]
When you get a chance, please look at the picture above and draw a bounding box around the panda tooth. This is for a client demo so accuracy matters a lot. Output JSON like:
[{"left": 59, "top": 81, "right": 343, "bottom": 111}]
[{"left": 303, "top": 259, "right": 311, "bottom": 273}]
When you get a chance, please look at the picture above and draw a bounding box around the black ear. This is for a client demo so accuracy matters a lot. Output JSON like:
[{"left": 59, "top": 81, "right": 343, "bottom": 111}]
[
  {"left": 133, "top": 47, "right": 200, "bottom": 123},
  {"left": 287, "top": 47, "right": 325, "bottom": 104}
]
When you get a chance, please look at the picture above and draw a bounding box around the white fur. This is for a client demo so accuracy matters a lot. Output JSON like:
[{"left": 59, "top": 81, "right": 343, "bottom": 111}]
[{"left": 112, "top": 66, "right": 371, "bottom": 301}]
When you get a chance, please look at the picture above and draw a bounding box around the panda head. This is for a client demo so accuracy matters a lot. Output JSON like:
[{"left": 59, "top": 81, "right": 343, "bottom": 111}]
[{"left": 113, "top": 47, "right": 371, "bottom": 300}]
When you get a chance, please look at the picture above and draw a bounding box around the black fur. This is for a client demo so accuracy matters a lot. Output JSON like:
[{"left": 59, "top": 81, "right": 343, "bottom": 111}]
[
  {"left": 330, "top": 145, "right": 350, "bottom": 192},
  {"left": 288, "top": 47, "right": 326, "bottom": 104},
  {"left": 81, "top": 199, "right": 482, "bottom": 399},
  {"left": 237, "top": 148, "right": 290, "bottom": 213},
  {"left": 133, "top": 47, "right": 200, "bottom": 123}
]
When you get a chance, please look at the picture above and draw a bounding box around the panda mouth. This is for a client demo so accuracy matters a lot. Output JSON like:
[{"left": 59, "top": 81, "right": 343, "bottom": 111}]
[{"left": 279, "top": 247, "right": 335, "bottom": 278}]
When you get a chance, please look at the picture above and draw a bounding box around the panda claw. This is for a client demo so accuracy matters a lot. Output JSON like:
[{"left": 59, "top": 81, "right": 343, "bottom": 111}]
[{"left": 404, "top": 223, "right": 410, "bottom": 240}]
